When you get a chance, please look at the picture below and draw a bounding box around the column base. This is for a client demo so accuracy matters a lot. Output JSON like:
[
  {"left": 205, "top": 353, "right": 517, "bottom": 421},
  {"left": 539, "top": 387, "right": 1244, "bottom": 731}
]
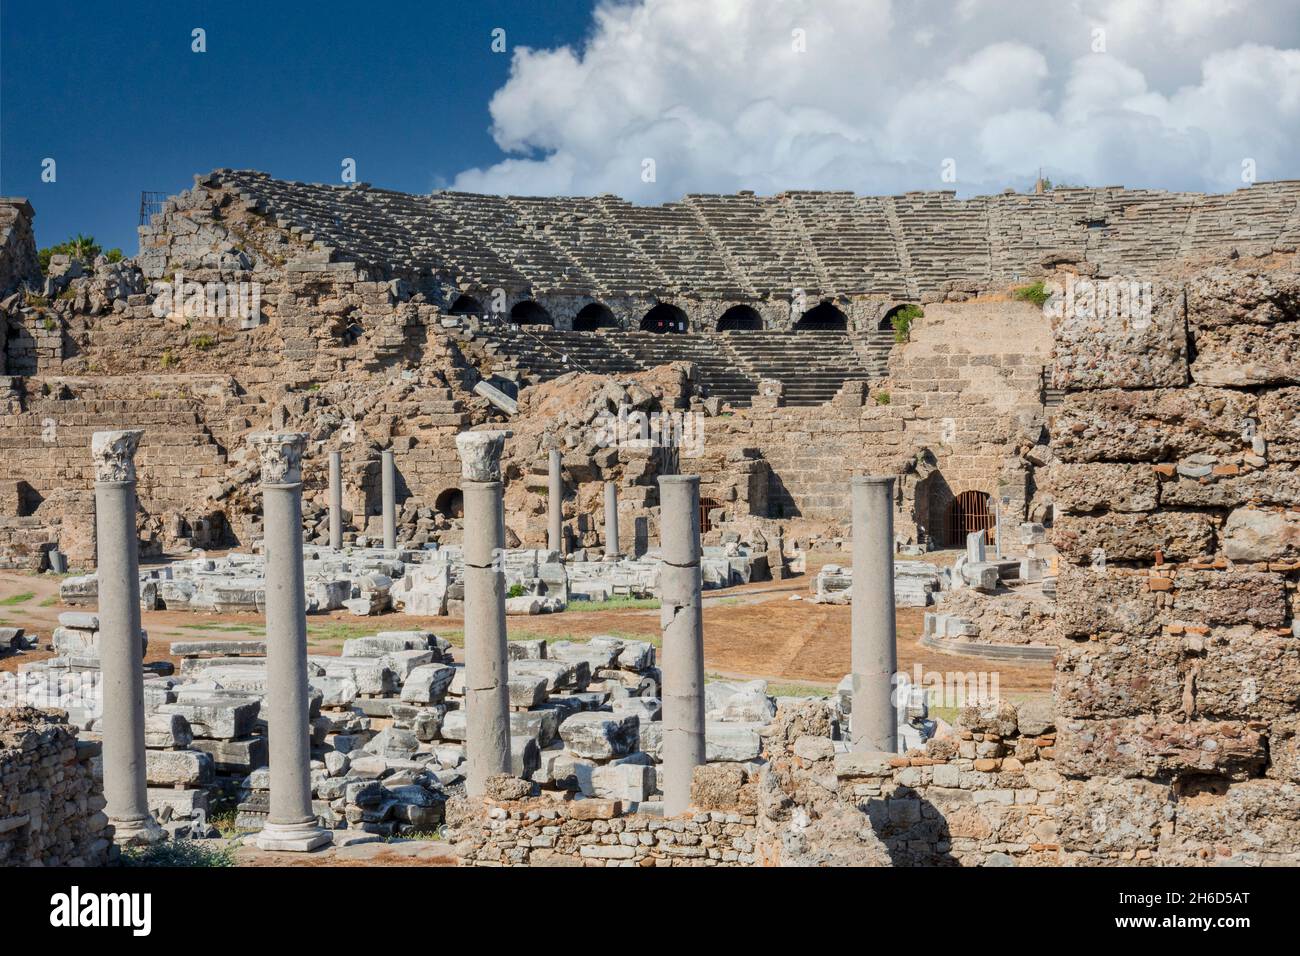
[
  {"left": 255, "top": 820, "right": 333, "bottom": 852},
  {"left": 110, "top": 815, "right": 166, "bottom": 847}
]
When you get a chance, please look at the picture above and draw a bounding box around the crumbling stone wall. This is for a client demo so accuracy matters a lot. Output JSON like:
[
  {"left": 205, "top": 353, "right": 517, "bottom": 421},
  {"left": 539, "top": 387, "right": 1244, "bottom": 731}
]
[
  {"left": 0, "top": 707, "right": 111, "bottom": 866},
  {"left": 1047, "top": 265, "right": 1300, "bottom": 865}
]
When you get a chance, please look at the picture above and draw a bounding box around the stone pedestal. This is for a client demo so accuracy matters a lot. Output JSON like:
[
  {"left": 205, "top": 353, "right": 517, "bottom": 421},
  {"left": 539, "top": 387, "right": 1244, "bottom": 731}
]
[
  {"left": 382, "top": 449, "right": 397, "bottom": 550},
  {"left": 547, "top": 449, "right": 563, "bottom": 554},
  {"left": 252, "top": 433, "right": 331, "bottom": 852},
  {"left": 658, "top": 474, "right": 706, "bottom": 816},
  {"left": 329, "top": 450, "right": 343, "bottom": 550},
  {"left": 93, "top": 430, "right": 164, "bottom": 847},
  {"left": 850, "top": 476, "right": 898, "bottom": 754},
  {"left": 603, "top": 480, "right": 621, "bottom": 560},
  {"left": 457, "top": 430, "right": 513, "bottom": 796}
]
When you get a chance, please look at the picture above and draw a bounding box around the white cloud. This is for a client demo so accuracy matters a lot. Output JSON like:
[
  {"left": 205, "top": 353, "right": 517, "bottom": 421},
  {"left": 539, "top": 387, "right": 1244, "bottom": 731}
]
[{"left": 450, "top": 0, "right": 1300, "bottom": 199}]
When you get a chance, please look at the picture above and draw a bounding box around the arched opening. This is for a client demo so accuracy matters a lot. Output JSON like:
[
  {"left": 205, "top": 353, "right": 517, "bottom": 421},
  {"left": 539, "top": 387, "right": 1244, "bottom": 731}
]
[
  {"left": 449, "top": 294, "right": 484, "bottom": 316},
  {"left": 510, "top": 300, "right": 553, "bottom": 326},
  {"left": 639, "top": 303, "right": 688, "bottom": 333},
  {"left": 573, "top": 302, "right": 617, "bottom": 331},
  {"left": 435, "top": 487, "right": 464, "bottom": 519},
  {"left": 717, "top": 305, "right": 763, "bottom": 332},
  {"left": 699, "top": 496, "right": 723, "bottom": 534},
  {"left": 879, "top": 303, "right": 913, "bottom": 331},
  {"left": 795, "top": 302, "right": 848, "bottom": 331},
  {"left": 945, "top": 490, "right": 994, "bottom": 548}
]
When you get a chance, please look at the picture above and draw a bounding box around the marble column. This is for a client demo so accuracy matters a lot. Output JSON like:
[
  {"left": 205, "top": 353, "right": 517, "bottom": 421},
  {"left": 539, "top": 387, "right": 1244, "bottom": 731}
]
[
  {"left": 850, "top": 475, "right": 898, "bottom": 753},
  {"left": 252, "top": 432, "right": 331, "bottom": 852},
  {"left": 547, "top": 449, "right": 563, "bottom": 553},
  {"left": 93, "top": 430, "right": 163, "bottom": 847},
  {"left": 382, "top": 449, "right": 397, "bottom": 550},
  {"left": 456, "top": 430, "right": 513, "bottom": 796},
  {"left": 658, "top": 474, "right": 706, "bottom": 816},
  {"left": 328, "top": 450, "right": 343, "bottom": 550},
  {"left": 603, "top": 480, "right": 621, "bottom": 561}
]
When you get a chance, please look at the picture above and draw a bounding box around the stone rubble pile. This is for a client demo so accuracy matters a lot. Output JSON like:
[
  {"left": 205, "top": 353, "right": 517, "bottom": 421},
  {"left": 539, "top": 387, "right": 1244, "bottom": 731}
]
[{"left": 812, "top": 559, "right": 945, "bottom": 607}]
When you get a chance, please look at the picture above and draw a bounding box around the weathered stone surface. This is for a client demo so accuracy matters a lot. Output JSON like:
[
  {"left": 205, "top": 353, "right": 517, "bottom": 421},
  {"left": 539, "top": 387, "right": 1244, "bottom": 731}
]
[
  {"left": 1056, "top": 566, "right": 1162, "bottom": 638},
  {"left": 1055, "top": 634, "right": 1183, "bottom": 719},
  {"left": 1190, "top": 627, "right": 1300, "bottom": 721},
  {"left": 1051, "top": 281, "right": 1188, "bottom": 389},
  {"left": 1055, "top": 717, "right": 1266, "bottom": 780},
  {"left": 558, "top": 712, "right": 639, "bottom": 759},
  {"left": 1053, "top": 387, "right": 1255, "bottom": 463},
  {"left": 1160, "top": 468, "right": 1300, "bottom": 508},
  {"left": 145, "top": 748, "right": 214, "bottom": 787},
  {"left": 1221, "top": 507, "right": 1300, "bottom": 562},
  {"left": 690, "top": 763, "right": 748, "bottom": 810},
  {"left": 1171, "top": 570, "right": 1287, "bottom": 628},
  {"left": 1047, "top": 463, "right": 1159, "bottom": 514},
  {"left": 399, "top": 664, "right": 456, "bottom": 704},
  {"left": 1052, "top": 511, "right": 1215, "bottom": 564},
  {"left": 1191, "top": 321, "right": 1300, "bottom": 386}
]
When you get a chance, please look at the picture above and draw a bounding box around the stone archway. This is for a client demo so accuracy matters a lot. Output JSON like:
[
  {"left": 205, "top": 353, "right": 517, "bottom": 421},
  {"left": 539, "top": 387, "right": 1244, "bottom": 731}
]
[
  {"left": 510, "top": 301, "right": 553, "bottom": 326},
  {"left": 717, "top": 305, "right": 763, "bottom": 332},
  {"left": 640, "top": 303, "right": 688, "bottom": 333},
  {"left": 435, "top": 487, "right": 464, "bottom": 519},
  {"left": 795, "top": 302, "right": 848, "bottom": 331},
  {"left": 945, "top": 489, "right": 995, "bottom": 548},
  {"left": 449, "top": 294, "right": 484, "bottom": 316},
  {"left": 573, "top": 302, "right": 617, "bottom": 331}
]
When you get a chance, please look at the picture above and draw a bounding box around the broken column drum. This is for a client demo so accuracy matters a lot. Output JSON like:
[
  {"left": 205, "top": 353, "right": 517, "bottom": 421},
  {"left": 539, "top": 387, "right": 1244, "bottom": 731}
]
[
  {"left": 252, "top": 432, "right": 331, "bottom": 852},
  {"left": 850, "top": 475, "right": 898, "bottom": 754},
  {"left": 92, "top": 429, "right": 164, "bottom": 846},
  {"left": 457, "top": 430, "right": 514, "bottom": 797},
  {"left": 382, "top": 449, "right": 397, "bottom": 550},
  {"left": 658, "top": 474, "right": 706, "bottom": 816}
]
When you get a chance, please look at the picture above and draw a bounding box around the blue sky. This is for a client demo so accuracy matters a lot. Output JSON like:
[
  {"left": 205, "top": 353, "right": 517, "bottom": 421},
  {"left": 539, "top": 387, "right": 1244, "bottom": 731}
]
[
  {"left": 4, "top": 1, "right": 1299, "bottom": 257},
  {"left": 0, "top": 0, "right": 598, "bottom": 252}
]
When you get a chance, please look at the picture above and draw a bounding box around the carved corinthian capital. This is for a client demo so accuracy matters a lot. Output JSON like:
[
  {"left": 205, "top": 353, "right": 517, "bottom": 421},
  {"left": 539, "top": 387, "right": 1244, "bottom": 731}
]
[
  {"left": 250, "top": 432, "right": 308, "bottom": 485},
  {"left": 455, "top": 429, "right": 512, "bottom": 482},
  {"left": 91, "top": 430, "right": 143, "bottom": 483}
]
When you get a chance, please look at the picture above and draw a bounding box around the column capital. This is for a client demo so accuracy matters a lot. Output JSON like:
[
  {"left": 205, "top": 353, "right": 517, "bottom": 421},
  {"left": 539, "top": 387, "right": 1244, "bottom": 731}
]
[
  {"left": 91, "top": 430, "right": 143, "bottom": 483},
  {"left": 251, "top": 432, "right": 308, "bottom": 485},
  {"left": 456, "top": 429, "right": 512, "bottom": 482}
]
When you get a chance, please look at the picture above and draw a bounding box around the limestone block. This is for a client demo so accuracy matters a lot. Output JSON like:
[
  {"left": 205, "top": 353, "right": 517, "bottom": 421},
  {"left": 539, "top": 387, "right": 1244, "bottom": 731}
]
[
  {"left": 1050, "top": 281, "right": 1188, "bottom": 389},
  {"left": 704, "top": 722, "right": 762, "bottom": 762},
  {"left": 1055, "top": 716, "right": 1266, "bottom": 780},
  {"left": 1191, "top": 321, "right": 1300, "bottom": 386},
  {"left": 145, "top": 749, "right": 214, "bottom": 787},
  {"left": 143, "top": 712, "right": 193, "bottom": 749},
  {"left": 1055, "top": 634, "right": 1183, "bottom": 719},
  {"left": 1053, "top": 387, "right": 1256, "bottom": 463},
  {"left": 1051, "top": 511, "right": 1215, "bottom": 564},
  {"left": 558, "top": 712, "right": 639, "bottom": 759},
  {"left": 1046, "top": 463, "right": 1159, "bottom": 514},
  {"left": 158, "top": 696, "right": 260, "bottom": 740},
  {"left": 400, "top": 664, "right": 457, "bottom": 704},
  {"left": 1171, "top": 570, "right": 1287, "bottom": 628},
  {"left": 1056, "top": 566, "right": 1162, "bottom": 638},
  {"left": 1221, "top": 507, "right": 1300, "bottom": 562}
]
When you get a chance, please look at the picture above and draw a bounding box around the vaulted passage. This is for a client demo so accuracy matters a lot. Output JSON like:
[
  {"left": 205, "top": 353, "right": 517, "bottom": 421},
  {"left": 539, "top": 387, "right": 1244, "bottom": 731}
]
[
  {"left": 945, "top": 490, "right": 994, "bottom": 547},
  {"left": 795, "top": 302, "right": 848, "bottom": 331},
  {"left": 573, "top": 302, "right": 617, "bottom": 331},
  {"left": 435, "top": 487, "right": 464, "bottom": 518},
  {"left": 510, "top": 300, "right": 553, "bottom": 325},
  {"left": 449, "top": 294, "right": 484, "bottom": 316},
  {"left": 717, "top": 305, "right": 763, "bottom": 331},
  {"left": 640, "top": 303, "right": 688, "bottom": 333}
]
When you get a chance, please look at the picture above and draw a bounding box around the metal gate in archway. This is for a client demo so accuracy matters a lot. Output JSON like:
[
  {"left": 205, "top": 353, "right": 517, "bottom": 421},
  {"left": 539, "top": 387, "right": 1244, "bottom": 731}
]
[
  {"left": 945, "top": 490, "right": 995, "bottom": 547},
  {"left": 700, "top": 496, "right": 723, "bottom": 534}
]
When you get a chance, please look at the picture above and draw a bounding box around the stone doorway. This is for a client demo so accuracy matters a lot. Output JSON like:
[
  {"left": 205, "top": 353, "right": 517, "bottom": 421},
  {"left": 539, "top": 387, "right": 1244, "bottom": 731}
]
[{"left": 945, "top": 490, "right": 995, "bottom": 547}]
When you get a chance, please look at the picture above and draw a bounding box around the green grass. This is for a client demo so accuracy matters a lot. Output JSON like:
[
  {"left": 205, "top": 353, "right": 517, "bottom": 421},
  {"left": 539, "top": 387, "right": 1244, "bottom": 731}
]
[
  {"left": 0, "top": 592, "right": 35, "bottom": 606},
  {"left": 38, "top": 595, "right": 59, "bottom": 607},
  {"left": 175, "top": 622, "right": 264, "bottom": 633},
  {"left": 1012, "top": 281, "right": 1051, "bottom": 308},
  {"left": 565, "top": 596, "right": 660, "bottom": 612},
  {"left": 766, "top": 682, "right": 834, "bottom": 698},
  {"left": 210, "top": 810, "right": 257, "bottom": 840},
  {"left": 306, "top": 621, "right": 385, "bottom": 644},
  {"left": 120, "top": 841, "right": 237, "bottom": 867}
]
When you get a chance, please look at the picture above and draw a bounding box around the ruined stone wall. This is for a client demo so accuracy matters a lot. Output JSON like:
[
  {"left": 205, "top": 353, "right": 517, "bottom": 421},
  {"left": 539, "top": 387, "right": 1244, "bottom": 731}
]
[
  {"left": 1046, "top": 264, "right": 1300, "bottom": 866},
  {"left": 694, "top": 300, "right": 1052, "bottom": 542},
  {"left": 0, "top": 198, "right": 39, "bottom": 299},
  {"left": 0, "top": 707, "right": 111, "bottom": 866}
]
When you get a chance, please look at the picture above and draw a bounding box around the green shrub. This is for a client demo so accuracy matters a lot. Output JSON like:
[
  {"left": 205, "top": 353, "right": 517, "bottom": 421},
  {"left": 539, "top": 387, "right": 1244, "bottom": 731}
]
[
  {"left": 160, "top": 350, "right": 177, "bottom": 369},
  {"left": 1013, "top": 281, "right": 1051, "bottom": 308},
  {"left": 192, "top": 333, "right": 217, "bottom": 351},
  {"left": 120, "top": 841, "right": 237, "bottom": 867},
  {"left": 507, "top": 583, "right": 526, "bottom": 599},
  {"left": 874, "top": 391, "right": 891, "bottom": 405},
  {"left": 105, "top": 248, "right": 124, "bottom": 263},
  {"left": 889, "top": 304, "right": 923, "bottom": 343}
]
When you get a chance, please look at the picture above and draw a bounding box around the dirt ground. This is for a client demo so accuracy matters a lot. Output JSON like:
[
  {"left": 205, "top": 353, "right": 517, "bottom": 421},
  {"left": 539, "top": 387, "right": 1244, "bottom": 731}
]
[{"left": 0, "top": 552, "right": 1053, "bottom": 698}]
